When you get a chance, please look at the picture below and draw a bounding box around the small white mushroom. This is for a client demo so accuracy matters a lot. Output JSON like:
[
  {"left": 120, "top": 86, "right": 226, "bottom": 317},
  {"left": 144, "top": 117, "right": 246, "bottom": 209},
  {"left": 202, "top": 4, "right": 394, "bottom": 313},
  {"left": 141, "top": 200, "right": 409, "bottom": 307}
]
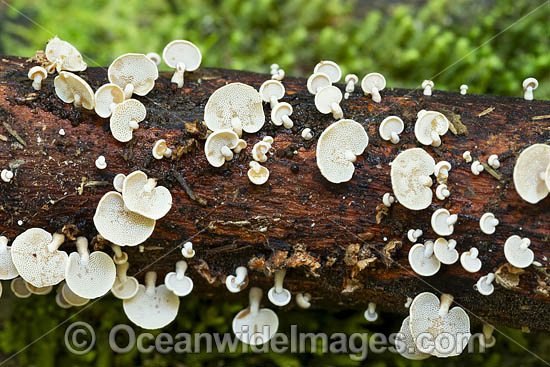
[
  {"left": 306, "top": 72, "right": 331, "bottom": 94},
  {"left": 232, "top": 287, "right": 279, "bottom": 345},
  {"left": 225, "top": 266, "right": 248, "bottom": 293},
  {"left": 364, "top": 302, "right": 378, "bottom": 322},
  {"left": 54, "top": 71, "right": 95, "bottom": 109},
  {"left": 233, "top": 139, "right": 247, "bottom": 154},
  {"left": 433, "top": 238, "right": 459, "bottom": 265},
  {"left": 111, "top": 262, "right": 139, "bottom": 300},
  {"left": 1, "top": 169, "right": 13, "bottom": 183},
  {"left": 252, "top": 141, "right": 272, "bottom": 163},
  {"left": 109, "top": 99, "right": 147, "bottom": 143},
  {"left": 434, "top": 161, "right": 451, "bottom": 183},
  {"left": 28, "top": 66, "right": 48, "bottom": 90},
  {"left": 504, "top": 235, "right": 534, "bottom": 268},
  {"left": 267, "top": 269, "right": 291, "bottom": 307},
  {"left": 435, "top": 184, "right": 450, "bottom": 200},
  {"left": 460, "top": 248, "right": 482, "bottom": 273},
  {"left": 313, "top": 61, "right": 342, "bottom": 83},
  {"left": 476, "top": 273, "right": 495, "bottom": 296},
  {"left": 271, "top": 102, "right": 294, "bottom": 129},
  {"left": 296, "top": 293, "right": 311, "bottom": 309},
  {"left": 480, "top": 324, "right": 496, "bottom": 349},
  {"left": 460, "top": 84, "right": 468, "bottom": 95},
  {"left": 0, "top": 236, "right": 18, "bottom": 280},
  {"left": 181, "top": 241, "right": 195, "bottom": 258},
  {"left": 391, "top": 148, "right": 435, "bottom": 210},
  {"left": 113, "top": 173, "right": 126, "bottom": 193},
  {"left": 152, "top": 139, "right": 172, "bottom": 160},
  {"left": 164, "top": 260, "right": 193, "bottom": 297},
  {"left": 111, "top": 244, "right": 128, "bottom": 264},
  {"left": 513, "top": 144, "right": 550, "bottom": 204},
  {"left": 122, "top": 170, "right": 172, "bottom": 220},
  {"left": 94, "top": 83, "right": 124, "bottom": 118},
  {"left": 395, "top": 316, "right": 431, "bottom": 360},
  {"left": 408, "top": 241, "right": 440, "bottom": 276},
  {"left": 25, "top": 282, "right": 53, "bottom": 295},
  {"left": 95, "top": 155, "right": 107, "bottom": 170},
  {"left": 414, "top": 110, "right": 449, "bottom": 147},
  {"left": 382, "top": 193, "right": 395, "bottom": 207},
  {"left": 145, "top": 52, "right": 161, "bottom": 66},
  {"left": 248, "top": 161, "right": 269, "bottom": 185},
  {"left": 379, "top": 116, "right": 404, "bottom": 144},
  {"left": 58, "top": 128, "right": 65, "bottom": 136},
  {"left": 259, "top": 80, "right": 285, "bottom": 109},
  {"left": 361, "top": 72, "right": 386, "bottom": 103},
  {"left": 407, "top": 229, "right": 423, "bottom": 243},
  {"left": 314, "top": 85, "right": 344, "bottom": 119},
  {"left": 463, "top": 151, "right": 472, "bottom": 163},
  {"left": 205, "top": 129, "right": 240, "bottom": 167},
  {"left": 108, "top": 53, "right": 158, "bottom": 98},
  {"left": 487, "top": 154, "right": 500, "bottom": 169},
  {"left": 471, "top": 160, "right": 484, "bottom": 175},
  {"left": 421, "top": 80, "right": 434, "bottom": 96},
  {"left": 44, "top": 36, "right": 87, "bottom": 73},
  {"left": 11, "top": 278, "right": 31, "bottom": 298},
  {"left": 301, "top": 128, "right": 313, "bottom": 140},
  {"left": 431, "top": 208, "right": 457, "bottom": 236},
  {"left": 61, "top": 282, "right": 90, "bottom": 306},
  {"left": 271, "top": 66, "right": 285, "bottom": 81},
  {"left": 479, "top": 213, "right": 499, "bottom": 235},
  {"left": 344, "top": 74, "right": 358, "bottom": 99},
  {"left": 55, "top": 287, "right": 72, "bottom": 308},
  {"left": 522, "top": 77, "right": 538, "bottom": 101}
]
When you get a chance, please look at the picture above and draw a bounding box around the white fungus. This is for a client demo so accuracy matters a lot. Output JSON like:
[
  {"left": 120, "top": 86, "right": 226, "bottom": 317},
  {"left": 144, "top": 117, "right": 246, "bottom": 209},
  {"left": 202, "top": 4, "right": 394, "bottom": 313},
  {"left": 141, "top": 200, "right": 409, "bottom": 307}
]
[
  {"left": 95, "top": 155, "right": 107, "bottom": 170},
  {"left": 422, "top": 80, "right": 434, "bottom": 96}
]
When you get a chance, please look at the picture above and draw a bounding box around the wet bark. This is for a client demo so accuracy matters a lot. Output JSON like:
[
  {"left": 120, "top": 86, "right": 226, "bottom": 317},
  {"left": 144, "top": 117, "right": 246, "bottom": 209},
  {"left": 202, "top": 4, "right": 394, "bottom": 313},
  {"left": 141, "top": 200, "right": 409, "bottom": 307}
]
[{"left": 1, "top": 56, "right": 550, "bottom": 331}]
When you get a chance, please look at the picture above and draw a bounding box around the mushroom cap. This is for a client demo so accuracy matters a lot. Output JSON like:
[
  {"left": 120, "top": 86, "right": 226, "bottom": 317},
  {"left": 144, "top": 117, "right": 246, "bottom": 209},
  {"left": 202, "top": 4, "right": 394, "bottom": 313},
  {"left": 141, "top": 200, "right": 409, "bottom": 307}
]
[
  {"left": 307, "top": 72, "right": 331, "bottom": 94},
  {"left": 54, "top": 71, "right": 95, "bottom": 110},
  {"left": 232, "top": 307, "right": 279, "bottom": 345},
  {"left": 11, "top": 228, "right": 68, "bottom": 288},
  {"left": 522, "top": 77, "right": 538, "bottom": 90},
  {"left": 460, "top": 249, "right": 482, "bottom": 273},
  {"left": 93, "top": 191, "right": 156, "bottom": 246},
  {"left": 162, "top": 40, "right": 202, "bottom": 71},
  {"left": 395, "top": 316, "right": 431, "bottom": 360},
  {"left": 259, "top": 80, "right": 285, "bottom": 103},
  {"left": 152, "top": 139, "right": 168, "bottom": 159},
  {"left": 113, "top": 173, "right": 126, "bottom": 192},
  {"left": 414, "top": 111, "right": 449, "bottom": 145},
  {"left": 123, "top": 283, "right": 180, "bottom": 329},
  {"left": 361, "top": 73, "right": 386, "bottom": 94},
  {"left": 433, "top": 238, "right": 459, "bottom": 265},
  {"left": 421, "top": 80, "right": 434, "bottom": 88},
  {"left": 316, "top": 119, "right": 369, "bottom": 183},
  {"left": 45, "top": 36, "right": 87, "bottom": 72},
  {"left": 345, "top": 74, "right": 359, "bottom": 84},
  {"left": 313, "top": 61, "right": 342, "bottom": 83},
  {"left": 271, "top": 102, "right": 293, "bottom": 125},
  {"left": 504, "top": 235, "right": 534, "bottom": 268},
  {"left": 409, "top": 292, "right": 471, "bottom": 357},
  {"left": 431, "top": 208, "right": 456, "bottom": 236},
  {"left": 111, "top": 270, "right": 139, "bottom": 300},
  {"left": 0, "top": 239, "right": 19, "bottom": 280},
  {"left": 408, "top": 243, "right": 441, "bottom": 276},
  {"left": 25, "top": 282, "right": 53, "bottom": 295},
  {"left": 390, "top": 148, "right": 435, "bottom": 210},
  {"left": 314, "top": 85, "right": 343, "bottom": 114},
  {"left": 65, "top": 251, "right": 116, "bottom": 299},
  {"left": 122, "top": 171, "right": 173, "bottom": 220},
  {"left": 434, "top": 161, "right": 451, "bottom": 177},
  {"left": 61, "top": 283, "right": 90, "bottom": 306},
  {"left": 267, "top": 287, "right": 291, "bottom": 307},
  {"left": 164, "top": 272, "right": 194, "bottom": 297},
  {"left": 55, "top": 291, "right": 72, "bottom": 308},
  {"left": 28, "top": 66, "right": 47, "bottom": 80},
  {"left": 10, "top": 278, "right": 32, "bottom": 298},
  {"left": 204, "top": 83, "right": 265, "bottom": 133},
  {"left": 204, "top": 129, "right": 239, "bottom": 167},
  {"left": 513, "top": 144, "right": 550, "bottom": 204},
  {"left": 94, "top": 83, "right": 124, "bottom": 118},
  {"left": 248, "top": 162, "right": 270, "bottom": 185},
  {"left": 108, "top": 53, "right": 158, "bottom": 96},
  {"left": 379, "top": 116, "right": 404, "bottom": 141},
  {"left": 110, "top": 99, "right": 147, "bottom": 143}
]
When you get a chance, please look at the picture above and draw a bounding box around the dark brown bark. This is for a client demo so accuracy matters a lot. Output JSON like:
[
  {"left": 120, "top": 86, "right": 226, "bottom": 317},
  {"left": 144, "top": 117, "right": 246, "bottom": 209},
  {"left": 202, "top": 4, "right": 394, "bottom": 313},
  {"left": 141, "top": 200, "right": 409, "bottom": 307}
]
[{"left": 1, "top": 56, "right": 550, "bottom": 331}]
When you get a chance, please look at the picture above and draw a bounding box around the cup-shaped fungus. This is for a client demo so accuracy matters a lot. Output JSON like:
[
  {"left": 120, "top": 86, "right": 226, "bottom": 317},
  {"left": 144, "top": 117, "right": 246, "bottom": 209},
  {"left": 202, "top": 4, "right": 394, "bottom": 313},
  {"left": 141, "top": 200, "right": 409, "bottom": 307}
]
[
  {"left": 93, "top": 191, "right": 156, "bottom": 247},
  {"left": 435, "top": 184, "right": 450, "bottom": 200},
  {"left": 162, "top": 40, "right": 202, "bottom": 88},
  {"left": 226, "top": 266, "right": 249, "bottom": 293},
  {"left": 113, "top": 173, "right": 126, "bottom": 193},
  {"left": 379, "top": 116, "right": 404, "bottom": 144},
  {"left": 479, "top": 213, "right": 499, "bottom": 235},
  {"left": 248, "top": 161, "right": 269, "bottom": 185},
  {"left": 460, "top": 248, "right": 482, "bottom": 273},
  {"left": 513, "top": 144, "right": 550, "bottom": 204},
  {"left": 344, "top": 74, "right": 358, "bottom": 99},
  {"left": 25, "top": 282, "right": 53, "bottom": 295},
  {"left": 28, "top": 66, "right": 47, "bottom": 91},
  {"left": 313, "top": 61, "right": 342, "bottom": 83},
  {"left": 122, "top": 171, "right": 173, "bottom": 220},
  {"left": 10, "top": 278, "right": 31, "bottom": 298},
  {"left": 296, "top": 293, "right": 312, "bottom": 309},
  {"left": 109, "top": 99, "right": 147, "bottom": 143},
  {"left": 0, "top": 236, "right": 19, "bottom": 280},
  {"left": 54, "top": 72, "right": 95, "bottom": 110},
  {"left": 232, "top": 287, "right": 279, "bottom": 345},
  {"left": 414, "top": 110, "right": 449, "bottom": 147},
  {"left": 146, "top": 52, "right": 161, "bottom": 66},
  {"left": 306, "top": 72, "right": 331, "bottom": 94},
  {"left": 522, "top": 78, "right": 538, "bottom": 101},
  {"left": 271, "top": 102, "right": 294, "bottom": 129},
  {"left": 111, "top": 262, "right": 139, "bottom": 300},
  {"left": 476, "top": 273, "right": 495, "bottom": 296},
  {"left": 361, "top": 73, "right": 386, "bottom": 103},
  {"left": 181, "top": 242, "right": 195, "bottom": 258},
  {"left": 204, "top": 129, "right": 240, "bottom": 167},
  {"left": 65, "top": 237, "right": 116, "bottom": 299},
  {"left": 408, "top": 241, "right": 441, "bottom": 276},
  {"left": 11, "top": 229, "right": 68, "bottom": 287},
  {"left": 94, "top": 83, "right": 124, "bottom": 118},
  {"left": 108, "top": 53, "right": 158, "bottom": 99},
  {"left": 409, "top": 292, "right": 471, "bottom": 357},
  {"left": 204, "top": 83, "right": 265, "bottom": 136},
  {"left": 316, "top": 119, "right": 369, "bottom": 183},
  {"left": 504, "top": 235, "right": 534, "bottom": 268},
  {"left": 61, "top": 283, "right": 90, "bottom": 306},
  {"left": 434, "top": 161, "right": 451, "bottom": 183},
  {"left": 45, "top": 36, "right": 87, "bottom": 73},
  {"left": 259, "top": 80, "right": 285, "bottom": 109},
  {"left": 315, "top": 86, "right": 344, "bottom": 119},
  {"left": 123, "top": 271, "right": 180, "bottom": 329},
  {"left": 164, "top": 260, "right": 194, "bottom": 297},
  {"left": 422, "top": 80, "right": 434, "bottom": 96},
  {"left": 390, "top": 148, "right": 435, "bottom": 210},
  {"left": 433, "top": 238, "right": 458, "bottom": 265},
  {"left": 267, "top": 269, "right": 291, "bottom": 307},
  {"left": 395, "top": 316, "right": 431, "bottom": 360},
  {"left": 364, "top": 302, "right": 378, "bottom": 322},
  {"left": 431, "top": 209, "right": 457, "bottom": 236},
  {"left": 152, "top": 139, "right": 172, "bottom": 160}
]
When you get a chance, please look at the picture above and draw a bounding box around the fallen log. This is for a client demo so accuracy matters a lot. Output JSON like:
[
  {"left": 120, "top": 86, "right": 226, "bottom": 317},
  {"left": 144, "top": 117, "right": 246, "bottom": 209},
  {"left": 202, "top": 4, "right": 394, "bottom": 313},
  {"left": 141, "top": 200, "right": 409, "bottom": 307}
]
[{"left": 1, "top": 55, "right": 549, "bottom": 331}]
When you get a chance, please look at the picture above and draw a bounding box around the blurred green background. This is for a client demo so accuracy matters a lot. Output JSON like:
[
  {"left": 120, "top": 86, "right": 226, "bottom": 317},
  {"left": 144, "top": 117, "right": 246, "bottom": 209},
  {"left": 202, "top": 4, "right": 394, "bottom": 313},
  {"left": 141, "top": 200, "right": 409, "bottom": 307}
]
[{"left": 0, "top": 0, "right": 549, "bottom": 366}]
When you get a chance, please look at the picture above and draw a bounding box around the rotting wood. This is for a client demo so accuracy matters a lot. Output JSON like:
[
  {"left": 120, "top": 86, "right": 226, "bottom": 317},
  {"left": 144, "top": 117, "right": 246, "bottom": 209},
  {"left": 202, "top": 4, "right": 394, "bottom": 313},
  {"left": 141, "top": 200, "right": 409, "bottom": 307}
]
[{"left": 1, "top": 56, "right": 550, "bottom": 331}]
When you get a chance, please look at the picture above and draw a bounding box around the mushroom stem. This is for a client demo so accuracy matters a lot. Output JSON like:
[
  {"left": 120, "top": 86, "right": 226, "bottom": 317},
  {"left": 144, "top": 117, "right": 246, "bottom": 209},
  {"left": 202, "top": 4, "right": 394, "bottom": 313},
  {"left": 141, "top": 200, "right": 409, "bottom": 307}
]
[
  {"left": 273, "top": 269, "right": 286, "bottom": 294},
  {"left": 484, "top": 273, "right": 495, "bottom": 285},
  {"left": 123, "top": 84, "right": 134, "bottom": 99},
  {"left": 520, "top": 238, "right": 531, "bottom": 250},
  {"left": 109, "top": 103, "right": 118, "bottom": 113},
  {"left": 430, "top": 130, "right": 441, "bottom": 146},
  {"left": 438, "top": 293, "right": 454, "bottom": 316},
  {"left": 32, "top": 75, "right": 43, "bottom": 90},
  {"left": 390, "top": 131, "right": 400, "bottom": 144},
  {"left": 371, "top": 87, "right": 381, "bottom": 103},
  {"left": 344, "top": 150, "right": 356, "bottom": 163},
  {"left": 116, "top": 262, "right": 129, "bottom": 283},
  {"left": 73, "top": 93, "right": 82, "bottom": 107},
  {"left": 75, "top": 236, "right": 90, "bottom": 266},
  {"left": 163, "top": 147, "right": 173, "bottom": 158},
  {"left": 111, "top": 245, "right": 128, "bottom": 264},
  {"left": 0, "top": 236, "right": 8, "bottom": 252},
  {"left": 423, "top": 241, "right": 434, "bottom": 258},
  {"left": 482, "top": 324, "right": 495, "bottom": 342},
  {"left": 489, "top": 218, "right": 499, "bottom": 227},
  {"left": 221, "top": 146, "right": 234, "bottom": 160},
  {"left": 143, "top": 178, "right": 157, "bottom": 193},
  {"left": 281, "top": 115, "right": 293, "bottom": 129},
  {"left": 419, "top": 175, "right": 432, "bottom": 187},
  {"left": 47, "top": 233, "right": 65, "bottom": 253},
  {"left": 234, "top": 267, "right": 248, "bottom": 286},
  {"left": 55, "top": 60, "right": 63, "bottom": 73},
  {"left": 229, "top": 117, "right": 242, "bottom": 137},
  {"left": 330, "top": 102, "right": 343, "bottom": 119},
  {"left": 175, "top": 260, "right": 188, "bottom": 280},
  {"left": 249, "top": 287, "right": 262, "bottom": 316},
  {"left": 345, "top": 80, "right": 356, "bottom": 93},
  {"left": 249, "top": 161, "right": 261, "bottom": 173},
  {"left": 469, "top": 247, "right": 479, "bottom": 259},
  {"left": 269, "top": 96, "right": 278, "bottom": 109},
  {"left": 446, "top": 214, "right": 458, "bottom": 226},
  {"left": 128, "top": 119, "right": 139, "bottom": 130},
  {"left": 524, "top": 86, "right": 534, "bottom": 101},
  {"left": 171, "top": 62, "right": 186, "bottom": 88},
  {"left": 144, "top": 271, "right": 157, "bottom": 296},
  {"left": 46, "top": 62, "right": 57, "bottom": 74},
  {"left": 182, "top": 242, "right": 194, "bottom": 258},
  {"left": 448, "top": 239, "right": 457, "bottom": 250}
]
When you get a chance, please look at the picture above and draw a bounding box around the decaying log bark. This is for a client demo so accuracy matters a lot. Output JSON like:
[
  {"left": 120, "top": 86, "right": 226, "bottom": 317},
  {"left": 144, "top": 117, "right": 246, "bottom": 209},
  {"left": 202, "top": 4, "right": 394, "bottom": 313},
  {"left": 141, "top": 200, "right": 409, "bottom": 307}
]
[{"left": 1, "top": 56, "right": 550, "bottom": 331}]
